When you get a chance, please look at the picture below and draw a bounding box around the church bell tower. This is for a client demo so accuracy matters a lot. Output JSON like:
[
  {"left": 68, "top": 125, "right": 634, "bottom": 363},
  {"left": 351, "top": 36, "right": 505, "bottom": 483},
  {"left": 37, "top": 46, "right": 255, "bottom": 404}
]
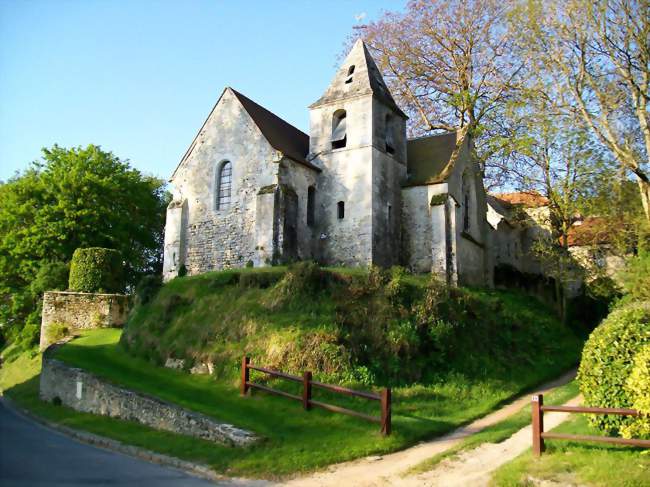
[{"left": 308, "top": 39, "right": 408, "bottom": 267}]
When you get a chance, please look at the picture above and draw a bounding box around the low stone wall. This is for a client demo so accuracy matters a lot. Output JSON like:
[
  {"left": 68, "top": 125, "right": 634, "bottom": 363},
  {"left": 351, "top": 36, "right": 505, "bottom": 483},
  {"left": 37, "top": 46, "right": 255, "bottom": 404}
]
[
  {"left": 40, "top": 291, "right": 130, "bottom": 351},
  {"left": 39, "top": 353, "right": 257, "bottom": 447}
]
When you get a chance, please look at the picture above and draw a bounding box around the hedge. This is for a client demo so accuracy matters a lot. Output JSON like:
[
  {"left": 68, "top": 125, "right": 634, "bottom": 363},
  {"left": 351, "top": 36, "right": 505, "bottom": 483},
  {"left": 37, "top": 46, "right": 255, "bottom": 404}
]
[
  {"left": 577, "top": 301, "right": 650, "bottom": 434},
  {"left": 621, "top": 344, "right": 650, "bottom": 439},
  {"left": 68, "top": 248, "right": 124, "bottom": 293}
]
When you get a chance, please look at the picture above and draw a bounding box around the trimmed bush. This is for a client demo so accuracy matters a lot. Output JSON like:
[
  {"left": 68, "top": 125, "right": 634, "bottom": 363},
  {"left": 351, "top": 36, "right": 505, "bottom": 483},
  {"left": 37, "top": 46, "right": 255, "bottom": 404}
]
[
  {"left": 578, "top": 301, "right": 650, "bottom": 434},
  {"left": 68, "top": 248, "right": 124, "bottom": 293},
  {"left": 621, "top": 345, "right": 650, "bottom": 439}
]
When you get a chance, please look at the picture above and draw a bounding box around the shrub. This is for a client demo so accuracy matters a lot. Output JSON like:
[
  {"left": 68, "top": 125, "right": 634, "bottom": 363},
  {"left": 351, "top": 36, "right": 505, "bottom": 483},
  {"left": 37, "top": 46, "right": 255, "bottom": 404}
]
[
  {"left": 266, "top": 261, "right": 328, "bottom": 307},
  {"left": 238, "top": 270, "right": 284, "bottom": 289},
  {"left": 578, "top": 301, "right": 650, "bottom": 434},
  {"left": 30, "top": 261, "right": 69, "bottom": 296},
  {"left": 68, "top": 248, "right": 123, "bottom": 293},
  {"left": 619, "top": 252, "right": 650, "bottom": 302},
  {"left": 621, "top": 345, "right": 650, "bottom": 439},
  {"left": 134, "top": 275, "right": 162, "bottom": 307},
  {"left": 46, "top": 322, "right": 70, "bottom": 344}
]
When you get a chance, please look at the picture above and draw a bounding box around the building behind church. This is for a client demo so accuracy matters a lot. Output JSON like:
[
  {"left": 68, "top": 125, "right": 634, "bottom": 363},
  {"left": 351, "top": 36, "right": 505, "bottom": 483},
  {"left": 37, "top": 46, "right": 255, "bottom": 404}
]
[{"left": 163, "top": 40, "right": 491, "bottom": 286}]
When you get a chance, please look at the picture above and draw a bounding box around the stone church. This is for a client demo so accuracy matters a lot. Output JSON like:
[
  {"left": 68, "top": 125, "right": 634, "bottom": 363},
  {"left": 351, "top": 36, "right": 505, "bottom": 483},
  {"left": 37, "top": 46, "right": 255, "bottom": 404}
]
[{"left": 163, "top": 40, "right": 490, "bottom": 286}]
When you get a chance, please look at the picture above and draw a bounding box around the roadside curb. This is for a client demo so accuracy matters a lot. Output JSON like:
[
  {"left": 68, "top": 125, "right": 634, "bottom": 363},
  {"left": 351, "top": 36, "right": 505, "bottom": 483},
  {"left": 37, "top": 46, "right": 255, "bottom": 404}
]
[{"left": 1, "top": 395, "right": 272, "bottom": 487}]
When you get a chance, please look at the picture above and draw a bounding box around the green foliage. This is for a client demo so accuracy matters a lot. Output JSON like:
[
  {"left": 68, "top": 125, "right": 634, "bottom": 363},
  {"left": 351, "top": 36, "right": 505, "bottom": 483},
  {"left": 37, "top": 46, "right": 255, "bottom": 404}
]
[
  {"left": 133, "top": 275, "right": 163, "bottom": 307},
  {"left": 577, "top": 301, "right": 650, "bottom": 434},
  {"left": 122, "top": 267, "right": 581, "bottom": 388},
  {"left": 68, "top": 247, "right": 123, "bottom": 293},
  {"left": 13, "top": 328, "right": 580, "bottom": 478},
  {"left": 621, "top": 344, "right": 650, "bottom": 439},
  {"left": 0, "top": 144, "right": 167, "bottom": 345},
  {"left": 30, "top": 261, "right": 69, "bottom": 296},
  {"left": 238, "top": 269, "right": 284, "bottom": 289},
  {"left": 492, "top": 414, "right": 650, "bottom": 487},
  {"left": 45, "top": 322, "right": 70, "bottom": 345},
  {"left": 619, "top": 252, "right": 650, "bottom": 302}
]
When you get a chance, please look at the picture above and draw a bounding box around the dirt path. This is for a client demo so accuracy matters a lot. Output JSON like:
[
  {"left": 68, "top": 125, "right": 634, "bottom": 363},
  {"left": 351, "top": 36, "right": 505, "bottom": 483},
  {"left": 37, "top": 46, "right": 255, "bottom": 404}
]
[
  {"left": 398, "top": 395, "right": 582, "bottom": 487},
  {"left": 284, "top": 369, "right": 577, "bottom": 487}
]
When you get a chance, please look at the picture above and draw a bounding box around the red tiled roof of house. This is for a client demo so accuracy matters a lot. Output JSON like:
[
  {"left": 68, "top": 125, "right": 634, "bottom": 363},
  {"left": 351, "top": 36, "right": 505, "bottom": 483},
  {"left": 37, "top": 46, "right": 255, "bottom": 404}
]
[
  {"left": 566, "top": 217, "right": 613, "bottom": 247},
  {"left": 492, "top": 192, "right": 550, "bottom": 208}
]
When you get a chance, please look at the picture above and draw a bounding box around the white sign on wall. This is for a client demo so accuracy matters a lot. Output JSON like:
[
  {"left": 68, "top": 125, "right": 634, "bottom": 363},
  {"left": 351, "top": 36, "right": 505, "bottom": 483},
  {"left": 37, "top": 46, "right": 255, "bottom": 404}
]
[{"left": 76, "top": 380, "right": 83, "bottom": 400}]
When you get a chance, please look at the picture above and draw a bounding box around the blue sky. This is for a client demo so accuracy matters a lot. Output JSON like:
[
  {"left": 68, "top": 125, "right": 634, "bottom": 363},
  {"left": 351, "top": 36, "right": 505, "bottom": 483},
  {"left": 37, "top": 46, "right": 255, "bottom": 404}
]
[{"left": 0, "top": 0, "right": 405, "bottom": 182}]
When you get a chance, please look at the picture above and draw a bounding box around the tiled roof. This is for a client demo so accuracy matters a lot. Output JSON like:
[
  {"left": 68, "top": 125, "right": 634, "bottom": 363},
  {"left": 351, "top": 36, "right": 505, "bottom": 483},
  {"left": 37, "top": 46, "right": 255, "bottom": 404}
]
[
  {"left": 231, "top": 89, "right": 319, "bottom": 171},
  {"left": 566, "top": 217, "right": 613, "bottom": 247},
  {"left": 492, "top": 192, "right": 550, "bottom": 208}
]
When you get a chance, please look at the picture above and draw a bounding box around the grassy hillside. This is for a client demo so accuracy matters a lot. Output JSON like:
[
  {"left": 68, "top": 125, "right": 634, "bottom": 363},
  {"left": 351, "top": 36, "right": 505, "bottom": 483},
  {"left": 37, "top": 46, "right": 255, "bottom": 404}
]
[
  {"left": 123, "top": 263, "right": 581, "bottom": 387},
  {"left": 1, "top": 264, "right": 585, "bottom": 477}
]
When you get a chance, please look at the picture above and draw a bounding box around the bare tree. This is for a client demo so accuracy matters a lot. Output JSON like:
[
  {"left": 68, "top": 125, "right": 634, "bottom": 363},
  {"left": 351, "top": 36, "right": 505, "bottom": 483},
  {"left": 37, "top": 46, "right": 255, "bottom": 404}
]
[
  {"left": 516, "top": 0, "right": 650, "bottom": 220},
  {"left": 354, "top": 0, "right": 524, "bottom": 185}
]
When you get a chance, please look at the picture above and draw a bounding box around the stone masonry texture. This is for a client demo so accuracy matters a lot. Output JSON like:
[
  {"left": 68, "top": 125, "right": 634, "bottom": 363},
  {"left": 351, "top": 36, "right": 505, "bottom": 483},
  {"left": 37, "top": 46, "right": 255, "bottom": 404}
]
[
  {"left": 39, "top": 353, "right": 258, "bottom": 447},
  {"left": 40, "top": 291, "right": 130, "bottom": 351}
]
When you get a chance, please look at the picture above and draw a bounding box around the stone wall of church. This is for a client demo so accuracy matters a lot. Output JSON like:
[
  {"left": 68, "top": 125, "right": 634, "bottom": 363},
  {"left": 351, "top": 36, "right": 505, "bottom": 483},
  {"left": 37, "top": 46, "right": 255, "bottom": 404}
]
[
  {"left": 402, "top": 183, "right": 452, "bottom": 278},
  {"left": 165, "top": 89, "right": 282, "bottom": 278},
  {"left": 371, "top": 147, "right": 406, "bottom": 267},
  {"left": 310, "top": 96, "right": 375, "bottom": 266},
  {"left": 278, "top": 157, "right": 319, "bottom": 261}
]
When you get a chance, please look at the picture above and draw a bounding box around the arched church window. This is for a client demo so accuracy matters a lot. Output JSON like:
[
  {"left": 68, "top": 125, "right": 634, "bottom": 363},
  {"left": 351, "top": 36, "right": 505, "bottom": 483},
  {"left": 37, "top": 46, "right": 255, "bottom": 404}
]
[
  {"left": 345, "top": 65, "right": 355, "bottom": 84},
  {"left": 385, "top": 114, "right": 395, "bottom": 155},
  {"left": 337, "top": 201, "right": 345, "bottom": 219},
  {"left": 307, "top": 186, "right": 316, "bottom": 227},
  {"left": 216, "top": 161, "right": 232, "bottom": 210},
  {"left": 332, "top": 110, "right": 347, "bottom": 149}
]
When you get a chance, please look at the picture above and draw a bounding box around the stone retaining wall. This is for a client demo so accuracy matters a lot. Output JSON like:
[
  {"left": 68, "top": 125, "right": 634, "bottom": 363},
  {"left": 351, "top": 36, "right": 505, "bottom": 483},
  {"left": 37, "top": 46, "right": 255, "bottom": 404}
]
[
  {"left": 39, "top": 353, "right": 257, "bottom": 447},
  {"left": 40, "top": 291, "right": 130, "bottom": 351}
]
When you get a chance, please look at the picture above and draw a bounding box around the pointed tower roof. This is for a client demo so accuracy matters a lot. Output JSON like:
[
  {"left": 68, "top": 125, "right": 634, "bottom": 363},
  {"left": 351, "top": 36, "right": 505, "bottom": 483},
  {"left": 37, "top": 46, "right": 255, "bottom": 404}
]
[{"left": 310, "top": 39, "right": 407, "bottom": 119}]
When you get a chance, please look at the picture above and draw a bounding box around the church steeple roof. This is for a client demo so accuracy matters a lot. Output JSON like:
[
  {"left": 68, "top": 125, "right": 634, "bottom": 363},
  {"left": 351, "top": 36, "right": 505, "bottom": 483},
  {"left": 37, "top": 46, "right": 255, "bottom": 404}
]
[{"left": 310, "top": 39, "right": 407, "bottom": 119}]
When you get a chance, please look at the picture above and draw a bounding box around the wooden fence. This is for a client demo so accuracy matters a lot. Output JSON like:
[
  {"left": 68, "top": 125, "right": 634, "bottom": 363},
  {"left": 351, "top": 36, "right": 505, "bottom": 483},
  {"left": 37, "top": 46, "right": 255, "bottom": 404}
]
[
  {"left": 240, "top": 356, "right": 391, "bottom": 435},
  {"left": 531, "top": 393, "right": 650, "bottom": 456}
]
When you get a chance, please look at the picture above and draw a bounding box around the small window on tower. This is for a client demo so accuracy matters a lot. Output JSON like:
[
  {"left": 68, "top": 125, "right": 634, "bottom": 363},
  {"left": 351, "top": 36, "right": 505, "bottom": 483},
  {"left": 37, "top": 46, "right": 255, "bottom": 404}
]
[
  {"left": 332, "top": 110, "right": 347, "bottom": 149},
  {"left": 345, "top": 65, "right": 355, "bottom": 84},
  {"left": 337, "top": 201, "right": 345, "bottom": 219}
]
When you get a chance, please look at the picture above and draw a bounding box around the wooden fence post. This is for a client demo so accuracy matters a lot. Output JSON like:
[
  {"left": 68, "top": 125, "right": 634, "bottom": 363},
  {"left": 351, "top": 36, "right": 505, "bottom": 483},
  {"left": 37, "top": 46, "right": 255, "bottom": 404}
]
[
  {"left": 303, "top": 371, "right": 312, "bottom": 410},
  {"left": 241, "top": 356, "right": 250, "bottom": 396},
  {"left": 381, "top": 388, "right": 392, "bottom": 436},
  {"left": 532, "top": 394, "right": 545, "bottom": 456}
]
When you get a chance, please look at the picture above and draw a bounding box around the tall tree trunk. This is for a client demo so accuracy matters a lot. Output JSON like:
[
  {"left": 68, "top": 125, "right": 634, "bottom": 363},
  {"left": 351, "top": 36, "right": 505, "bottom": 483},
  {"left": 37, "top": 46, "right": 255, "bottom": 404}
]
[{"left": 638, "top": 178, "right": 650, "bottom": 222}]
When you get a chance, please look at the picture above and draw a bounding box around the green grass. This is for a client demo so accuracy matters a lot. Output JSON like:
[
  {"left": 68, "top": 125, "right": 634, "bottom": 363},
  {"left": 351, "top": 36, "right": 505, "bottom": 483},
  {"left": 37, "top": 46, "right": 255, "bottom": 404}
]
[
  {"left": 1, "top": 267, "right": 585, "bottom": 478},
  {"left": 491, "top": 415, "right": 650, "bottom": 487},
  {"left": 122, "top": 265, "right": 582, "bottom": 388},
  {"left": 0, "top": 327, "right": 579, "bottom": 478},
  {"left": 407, "top": 380, "right": 580, "bottom": 475}
]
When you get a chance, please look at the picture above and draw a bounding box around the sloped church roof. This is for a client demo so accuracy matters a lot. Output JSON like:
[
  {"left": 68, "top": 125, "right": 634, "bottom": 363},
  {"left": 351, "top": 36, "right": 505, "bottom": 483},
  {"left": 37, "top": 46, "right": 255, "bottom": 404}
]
[
  {"left": 230, "top": 89, "right": 317, "bottom": 170},
  {"left": 172, "top": 87, "right": 318, "bottom": 180}
]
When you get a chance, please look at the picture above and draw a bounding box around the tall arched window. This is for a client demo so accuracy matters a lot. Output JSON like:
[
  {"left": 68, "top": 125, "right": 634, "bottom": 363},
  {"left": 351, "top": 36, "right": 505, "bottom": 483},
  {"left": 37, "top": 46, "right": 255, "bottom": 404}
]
[
  {"left": 331, "top": 110, "right": 347, "bottom": 149},
  {"left": 337, "top": 201, "right": 345, "bottom": 219},
  {"left": 385, "top": 114, "right": 395, "bottom": 154},
  {"left": 307, "top": 186, "right": 316, "bottom": 227},
  {"left": 462, "top": 172, "right": 471, "bottom": 232},
  {"left": 216, "top": 161, "right": 232, "bottom": 210}
]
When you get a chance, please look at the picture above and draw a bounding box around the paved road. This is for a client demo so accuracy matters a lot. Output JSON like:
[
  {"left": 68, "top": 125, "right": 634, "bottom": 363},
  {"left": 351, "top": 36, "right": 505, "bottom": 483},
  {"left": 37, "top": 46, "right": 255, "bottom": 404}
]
[{"left": 0, "top": 400, "right": 219, "bottom": 487}]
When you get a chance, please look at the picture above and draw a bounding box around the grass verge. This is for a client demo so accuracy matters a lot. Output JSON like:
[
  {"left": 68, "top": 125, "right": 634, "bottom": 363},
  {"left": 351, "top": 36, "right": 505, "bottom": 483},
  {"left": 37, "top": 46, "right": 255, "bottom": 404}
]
[
  {"left": 406, "top": 380, "right": 581, "bottom": 476},
  {"left": 0, "top": 327, "right": 580, "bottom": 479},
  {"left": 490, "top": 414, "right": 650, "bottom": 487}
]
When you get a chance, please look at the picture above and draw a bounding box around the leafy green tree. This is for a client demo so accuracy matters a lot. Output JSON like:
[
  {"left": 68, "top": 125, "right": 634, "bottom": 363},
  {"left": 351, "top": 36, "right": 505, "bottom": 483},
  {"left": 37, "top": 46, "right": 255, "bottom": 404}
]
[{"left": 0, "top": 144, "right": 168, "bottom": 344}]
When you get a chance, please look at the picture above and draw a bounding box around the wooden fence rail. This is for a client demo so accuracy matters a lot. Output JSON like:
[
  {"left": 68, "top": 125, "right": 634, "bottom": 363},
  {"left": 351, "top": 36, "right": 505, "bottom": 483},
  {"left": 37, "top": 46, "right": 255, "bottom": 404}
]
[
  {"left": 531, "top": 393, "right": 650, "bottom": 456},
  {"left": 240, "top": 356, "right": 391, "bottom": 435}
]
